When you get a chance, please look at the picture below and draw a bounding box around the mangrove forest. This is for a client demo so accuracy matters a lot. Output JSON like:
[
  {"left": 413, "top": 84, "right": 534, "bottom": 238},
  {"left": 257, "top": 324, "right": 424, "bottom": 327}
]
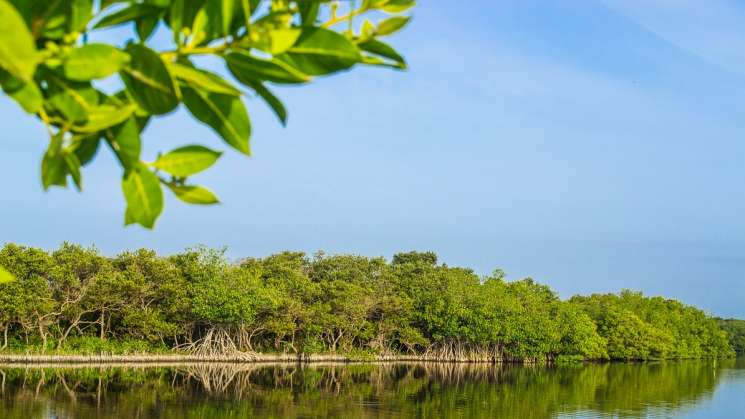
[{"left": 0, "top": 243, "right": 738, "bottom": 362}]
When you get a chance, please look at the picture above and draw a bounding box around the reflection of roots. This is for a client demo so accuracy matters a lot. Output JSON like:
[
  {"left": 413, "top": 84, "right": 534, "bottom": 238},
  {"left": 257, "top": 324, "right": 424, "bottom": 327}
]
[
  {"left": 406, "top": 362, "right": 521, "bottom": 384},
  {"left": 174, "top": 363, "right": 517, "bottom": 397},
  {"left": 177, "top": 363, "right": 262, "bottom": 397}
]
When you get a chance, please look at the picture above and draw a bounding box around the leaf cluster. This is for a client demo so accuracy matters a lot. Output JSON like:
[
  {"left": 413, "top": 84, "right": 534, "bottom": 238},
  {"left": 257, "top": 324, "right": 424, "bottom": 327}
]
[{"left": 0, "top": 0, "right": 414, "bottom": 229}]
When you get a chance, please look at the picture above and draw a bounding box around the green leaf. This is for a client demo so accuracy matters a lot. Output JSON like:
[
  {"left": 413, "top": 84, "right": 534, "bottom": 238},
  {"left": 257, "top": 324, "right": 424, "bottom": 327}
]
[
  {"left": 269, "top": 28, "right": 303, "bottom": 54},
  {"left": 153, "top": 145, "right": 222, "bottom": 177},
  {"left": 234, "top": 0, "right": 260, "bottom": 32},
  {"left": 360, "top": 55, "right": 399, "bottom": 69},
  {"left": 298, "top": 1, "right": 320, "bottom": 26},
  {"left": 189, "top": 6, "right": 209, "bottom": 46},
  {"left": 166, "top": 0, "right": 203, "bottom": 36},
  {"left": 64, "top": 44, "right": 131, "bottom": 81},
  {"left": 94, "top": 4, "right": 163, "bottom": 29},
  {"left": 122, "top": 164, "right": 164, "bottom": 228},
  {"left": 182, "top": 86, "right": 251, "bottom": 155},
  {"left": 277, "top": 28, "right": 360, "bottom": 76},
  {"left": 0, "top": 0, "right": 38, "bottom": 81},
  {"left": 136, "top": 14, "right": 160, "bottom": 41},
  {"left": 169, "top": 62, "right": 240, "bottom": 96},
  {"left": 0, "top": 69, "right": 42, "bottom": 113},
  {"left": 0, "top": 266, "right": 15, "bottom": 284},
  {"left": 120, "top": 44, "right": 179, "bottom": 115},
  {"left": 190, "top": 0, "right": 228, "bottom": 46},
  {"left": 42, "top": 152, "right": 68, "bottom": 189},
  {"left": 221, "top": 0, "right": 236, "bottom": 36},
  {"left": 245, "top": 80, "right": 287, "bottom": 125},
  {"left": 249, "top": 27, "right": 301, "bottom": 55},
  {"left": 378, "top": 0, "right": 416, "bottom": 13},
  {"left": 63, "top": 152, "right": 82, "bottom": 191},
  {"left": 105, "top": 118, "right": 141, "bottom": 170},
  {"left": 376, "top": 16, "right": 411, "bottom": 36},
  {"left": 226, "top": 52, "right": 309, "bottom": 84},
  {"left": 358, "top": 39, "right": 406, "bottom": 68},
  {"left": 167, "top": 184, "right": 219, "bottom": 205},
  {"left": 360, "top": 19, "right": 375, "bottom": 40},
  {"left": 135, "top": 115, "right": 151, "bottom": 131},
  {"left": 69, "top": 0, "right": 94, "bottom": 32},
  {"left": 41, "top": 135, "right": 68, "bottom": 190},
  {"left": 44, "top": 76, "right": 99, "bottom": 123},
  {"left": 70, "top": 135, "right": 100, "bottom": 166},
  {"left": 73, "top": 104, "right": 135, "bottom": 133},
  {"left": 239, "top": 0, "right": 251, "bottom": 27},
  {"left": 168, "top": 0, "right": 185, "bottom": 39}
]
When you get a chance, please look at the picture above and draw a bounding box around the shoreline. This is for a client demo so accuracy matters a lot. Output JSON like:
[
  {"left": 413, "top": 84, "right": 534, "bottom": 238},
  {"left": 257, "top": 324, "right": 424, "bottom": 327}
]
[
  {"left": 0, "top": 353, "right": 510, "bottom": 364},
  {"left": 0, "top": 353, "right": 736, "bottom": 365}
]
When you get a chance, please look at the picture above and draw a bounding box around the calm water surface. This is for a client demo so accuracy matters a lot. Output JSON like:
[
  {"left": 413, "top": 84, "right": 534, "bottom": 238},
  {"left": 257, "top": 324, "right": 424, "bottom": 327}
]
[{"left": 0, "top": 357, "right": 743, "bottom": 418}]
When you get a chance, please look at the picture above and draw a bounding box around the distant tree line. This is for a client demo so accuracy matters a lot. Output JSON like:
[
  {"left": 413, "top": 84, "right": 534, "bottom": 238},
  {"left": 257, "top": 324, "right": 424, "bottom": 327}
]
[
  {"left": 0, "top": 243, "right": 736, "bottom": 361},
  {"left": 717, "top": 318, "right": 745, "bottom": 353}
]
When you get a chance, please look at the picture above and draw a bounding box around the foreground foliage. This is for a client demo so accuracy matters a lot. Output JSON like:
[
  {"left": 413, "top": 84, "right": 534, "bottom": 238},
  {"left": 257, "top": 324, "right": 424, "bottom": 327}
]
[
  {"left": 0, "top": 243, "right": 735, "bottom": 361},
  {"left": 0, "top": 0, "right": 413, "bottom": 228}
]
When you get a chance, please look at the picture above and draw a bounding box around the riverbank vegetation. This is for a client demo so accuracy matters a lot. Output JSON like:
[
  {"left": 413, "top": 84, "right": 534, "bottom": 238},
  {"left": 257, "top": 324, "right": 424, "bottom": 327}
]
[{"left": 0, "top": 243, "right": 736, "bottom": 362}]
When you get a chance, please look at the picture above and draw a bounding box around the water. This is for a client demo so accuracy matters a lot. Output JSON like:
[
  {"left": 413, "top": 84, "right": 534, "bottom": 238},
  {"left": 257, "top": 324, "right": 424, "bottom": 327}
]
[{"left": 0, "top": 358, "right": 743, "bottom": 418}]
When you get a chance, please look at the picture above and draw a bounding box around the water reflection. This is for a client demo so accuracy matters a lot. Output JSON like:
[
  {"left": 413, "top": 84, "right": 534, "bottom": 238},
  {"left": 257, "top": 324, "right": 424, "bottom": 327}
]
[{"left": 0, "top": 359, "right": 742, "bottom": 418}]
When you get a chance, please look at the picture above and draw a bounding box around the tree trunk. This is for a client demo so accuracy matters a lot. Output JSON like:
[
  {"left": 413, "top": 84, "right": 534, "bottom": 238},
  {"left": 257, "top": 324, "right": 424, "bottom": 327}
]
[
  {"left": 38, "top": 322, "right": 47, "bottom": 350},
  {"left": 59, "top": 314, "right": 83, "bottom": 348},
  {"left": 289, "top": 332, "right": 297, "bottom": 354},
  {"left": 329, "top": 330, "right": 343, "bottom": 352},
  {"left": 247, "top": 327, "right": 264, "bottom": 352},
  {"left": 99, "top": 310, "right": 105, "bottom": 340},
  {"left": 1, "top": 324, "right": 7, "bottom": 349}
]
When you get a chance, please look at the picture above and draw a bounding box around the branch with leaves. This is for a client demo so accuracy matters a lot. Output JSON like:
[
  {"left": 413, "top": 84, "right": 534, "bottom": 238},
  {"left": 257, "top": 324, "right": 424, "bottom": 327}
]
[{"left": 0, "top": 0, "right": 414, "bottom": 229}]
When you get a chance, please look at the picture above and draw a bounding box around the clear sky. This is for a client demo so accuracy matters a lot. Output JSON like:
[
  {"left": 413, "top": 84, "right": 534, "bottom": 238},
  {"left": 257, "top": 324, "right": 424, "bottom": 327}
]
[{"left": 2, "top": 1, "right": 744, "bottom": 317}]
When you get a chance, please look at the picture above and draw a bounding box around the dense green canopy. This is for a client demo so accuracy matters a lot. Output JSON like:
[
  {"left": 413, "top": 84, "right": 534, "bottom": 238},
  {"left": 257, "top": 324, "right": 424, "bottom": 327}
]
[{"left": 0, "top": 243, "right": 736, "bottom": 361}]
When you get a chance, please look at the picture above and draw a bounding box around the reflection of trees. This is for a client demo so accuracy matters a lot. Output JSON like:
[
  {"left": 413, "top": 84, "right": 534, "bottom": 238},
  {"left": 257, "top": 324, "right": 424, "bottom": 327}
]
[{"left": 0, "top": 360, "right": 737, "bottom": 419}]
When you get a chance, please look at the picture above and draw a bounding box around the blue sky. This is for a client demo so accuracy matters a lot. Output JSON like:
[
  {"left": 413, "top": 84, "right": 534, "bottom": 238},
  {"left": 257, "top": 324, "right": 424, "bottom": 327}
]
[{"left": 2, "top": 1, "right": 745, "bottom": 317}]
